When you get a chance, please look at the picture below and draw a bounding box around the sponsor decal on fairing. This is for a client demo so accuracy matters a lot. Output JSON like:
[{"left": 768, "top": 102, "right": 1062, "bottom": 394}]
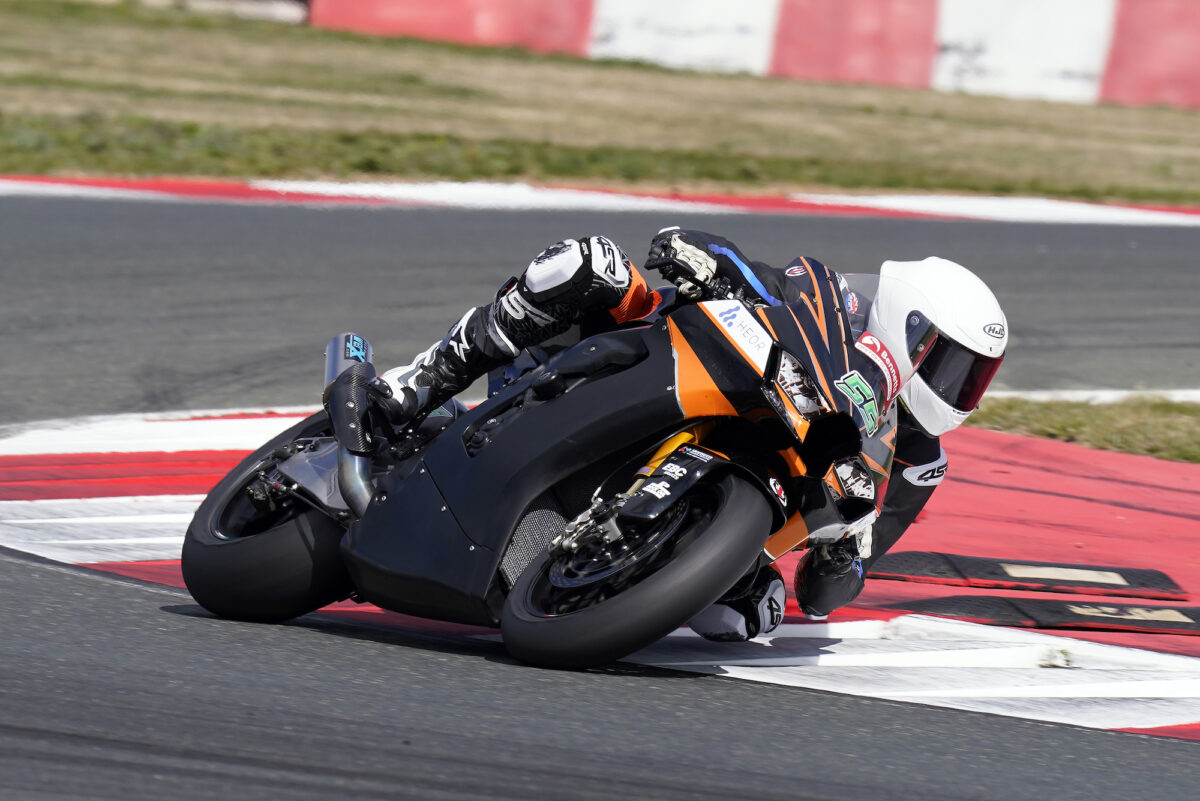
[
  {"left": 834, "top": 460, "right": 875, "bottom": 501},
  {"left": 845, "top": 292, "right": 860, "bottom": 315},
  {"left": 785, "top": 265, "right": 806, "bottom": 277},
  {"left": 642, "top": 481, "right": 672, "bottom": 500},
  {"left": 680, "top": 446, "right": 713, "bottom": 462},
  {"left": 768, "top": 477, "right": 787, "bottom": 507},
  {"left": 703, "top": 300, "right": 772, "bottom": 372},
  {"left": 660, "top": 462, "right": 687, "bottom": 480},
  {"left": 834, "top": 370, "right": 880, "bottom": 434}
]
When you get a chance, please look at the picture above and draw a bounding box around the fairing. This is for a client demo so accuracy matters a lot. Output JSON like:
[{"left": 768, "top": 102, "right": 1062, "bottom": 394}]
[{"left": 339, "top": 259, "right": 898, "bottom": 626}]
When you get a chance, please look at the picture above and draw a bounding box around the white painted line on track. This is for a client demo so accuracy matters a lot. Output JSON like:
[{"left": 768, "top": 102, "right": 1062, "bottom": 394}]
[
  {"left": 789, "top": 193, "right": 1200, "bottom": 227},
  {"left": 252, "top": 179, "right": 733, "bottom": 214},
  {"left": 0, "top": 407, "right": 316, "bottom": 455},
  {"left": 5, "top": 176, "right": 1200, "bottom": 227},
  {"left": 0, "top": 179, "right": 166, "bottom": 201},
  {"left": 0, "top": 496, "right": 201, "bottom": 562},
  {"left": 628, "top": 620, "right": 1200, "bottom": 731}
]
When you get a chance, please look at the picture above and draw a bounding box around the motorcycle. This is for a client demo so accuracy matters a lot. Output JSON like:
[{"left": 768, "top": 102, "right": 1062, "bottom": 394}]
[{"left": 181, "top": 258, "right": 897, "bottom": 669}]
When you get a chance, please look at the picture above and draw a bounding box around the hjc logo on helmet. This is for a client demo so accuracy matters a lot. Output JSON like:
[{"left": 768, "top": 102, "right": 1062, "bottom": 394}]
[{"left": 983, "top": 323, "right": 1006, "bottom": 338}]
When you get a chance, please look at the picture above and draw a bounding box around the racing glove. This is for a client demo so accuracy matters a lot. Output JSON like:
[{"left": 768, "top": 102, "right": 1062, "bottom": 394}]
[{"left": 644, "top": 227, "right": 718, "bottom": 299}]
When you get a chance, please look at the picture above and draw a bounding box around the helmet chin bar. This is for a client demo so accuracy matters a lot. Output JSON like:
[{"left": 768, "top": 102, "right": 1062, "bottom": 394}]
[{"left": 899, "top": 383, "right": 971, "bottom": 437}]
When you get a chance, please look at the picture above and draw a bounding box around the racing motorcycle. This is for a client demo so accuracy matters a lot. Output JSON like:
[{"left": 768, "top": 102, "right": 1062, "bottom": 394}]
[{"left": 181, "top": 258, "right": 898, "bottom": 669}]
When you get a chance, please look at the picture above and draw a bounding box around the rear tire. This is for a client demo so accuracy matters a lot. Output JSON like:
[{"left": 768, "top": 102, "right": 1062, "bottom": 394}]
[
  {"left": 181, "top": 412, "right": 354, "bottom": 623},
  {"left": 501, "top": 474, "right": 771, "bottom": 669}
]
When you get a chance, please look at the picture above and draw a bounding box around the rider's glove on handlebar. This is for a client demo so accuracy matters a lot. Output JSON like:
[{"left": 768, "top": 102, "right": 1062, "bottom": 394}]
[
  {"left": 644, "top": 227, "right": 718, "bottom": 299},
  {"left": 365, "top": 376, "right": 414, "bottom": 425}
]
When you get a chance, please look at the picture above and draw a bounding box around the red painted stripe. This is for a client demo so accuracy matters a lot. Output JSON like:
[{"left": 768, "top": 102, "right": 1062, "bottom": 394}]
[
  {"left": 90, "top": 559, "right": 187, "bottom": 588},
  {"left": 2, "top": 176, "right": 953, "bottom": 219},
  {"left": 1101, "top": 0, "right": 1200, "bottom": 110},
  {"left": 679, "top": 194, "right": 949, "bottom": 219},
  {"left": 0, "top": 450, "right": 245, "bottom": 501},
  {"left": 567, "top": 185, "right": 950, "bottom": 219},
  {"left": 1116, "top": 722, "right": 1200, "bottom": 742},
  {"left": 2, "top": 175, "right": 395, "bottom": 206},
  {"left": 11, "top": 175, "right": 1199, "bottom": 220},
  {"left": 172, "top": 411, "right": 314, "bottom": 421},
  {"left": 308, "top": 0, "right": 594, "bottom": 56},
  {"left": 857, "top": 426, "right": 1200, "bottom": 658},
  {"left": 769, "top": 0, "right": 938, "bottom": 89}
]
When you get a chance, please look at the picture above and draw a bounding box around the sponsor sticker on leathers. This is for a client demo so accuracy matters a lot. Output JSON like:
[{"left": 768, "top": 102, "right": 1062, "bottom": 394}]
[{"left": 854, "top": 333, "right": 901, "bottom": 404}]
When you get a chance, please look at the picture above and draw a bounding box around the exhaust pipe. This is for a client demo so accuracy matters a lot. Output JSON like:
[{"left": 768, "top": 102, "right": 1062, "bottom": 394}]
[
  {"left": 337, "top": 444, "right": 375, "bottom": 519},
  {"left": 325, "top": 333, "right": 376, "bottom": 519}
]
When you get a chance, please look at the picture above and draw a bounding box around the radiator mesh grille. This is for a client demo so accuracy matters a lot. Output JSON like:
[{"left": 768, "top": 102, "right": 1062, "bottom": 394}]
[{"left": 501, "top": 498, "right": 566, "bottom": 586}]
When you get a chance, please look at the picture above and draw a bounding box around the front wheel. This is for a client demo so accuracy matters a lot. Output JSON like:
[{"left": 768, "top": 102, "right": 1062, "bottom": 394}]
[{"left": 501, "top": 474, "right": 772, "bottom": 669}]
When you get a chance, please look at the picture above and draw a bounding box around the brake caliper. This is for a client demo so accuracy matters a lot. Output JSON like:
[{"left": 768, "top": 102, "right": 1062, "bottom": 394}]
[{"left": 550, "top": 495, "right": 629, "bottom": 555}]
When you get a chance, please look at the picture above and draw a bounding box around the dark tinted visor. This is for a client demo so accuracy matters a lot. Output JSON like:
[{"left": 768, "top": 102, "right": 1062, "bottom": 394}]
[{"left": 917, "top": 335, "right": 1004, "bottom": 412}]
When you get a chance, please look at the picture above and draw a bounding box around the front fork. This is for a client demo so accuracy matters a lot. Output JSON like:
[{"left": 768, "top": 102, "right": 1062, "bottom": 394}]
[
  {"left": 627, "top": 423, "right": 714, "bottom": 494},
  {"left": 551, "top": 423, "right": 714, "bottom": 555}
]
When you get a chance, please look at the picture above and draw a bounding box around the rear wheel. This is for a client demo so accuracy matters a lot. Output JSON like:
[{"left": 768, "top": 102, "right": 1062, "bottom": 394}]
[
  {"left": 181, "top": 412, "right": 354, "bottom": 623},
  {"left": 501, "top": 473, "right": 771, "bottom": 669}
]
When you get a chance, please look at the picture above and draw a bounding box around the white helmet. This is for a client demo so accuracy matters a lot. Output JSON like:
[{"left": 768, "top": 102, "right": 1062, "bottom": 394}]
[{"left": 865, "top": 257, "right": 1008, "bottom": 436}]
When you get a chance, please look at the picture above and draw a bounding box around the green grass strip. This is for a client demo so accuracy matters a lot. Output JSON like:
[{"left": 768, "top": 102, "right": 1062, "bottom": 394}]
[
  {"left": 968, "top": 397, "right": 1200, "bottom": 464},
  {"left": 5, "top": 111, "right": 1197, "bottom": 205}
]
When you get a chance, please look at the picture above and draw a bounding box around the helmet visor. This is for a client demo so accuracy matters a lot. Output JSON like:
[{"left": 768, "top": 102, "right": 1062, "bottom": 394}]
[{"left": 916, "top": 335, "right": 1004, "bottom": 412}]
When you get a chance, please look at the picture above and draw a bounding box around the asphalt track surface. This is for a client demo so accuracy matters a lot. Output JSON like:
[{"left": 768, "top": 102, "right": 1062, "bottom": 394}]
[
  {"left": 5, "top": 548, "right": 1199, "bottom": 801},
  {"left": 2, "top": 197, "right": 1199, "bottom": 799},
  {"left": 2, "top": 197, "right": 1200, "bottom": 424}
]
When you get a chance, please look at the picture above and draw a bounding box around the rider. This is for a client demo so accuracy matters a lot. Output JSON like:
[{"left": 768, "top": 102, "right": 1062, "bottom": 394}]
[{"left": 373, "top": 228, "right": 1009, "bottom": 642}]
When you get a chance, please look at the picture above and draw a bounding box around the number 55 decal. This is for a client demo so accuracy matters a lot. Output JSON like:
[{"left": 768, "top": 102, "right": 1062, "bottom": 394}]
[{"left": 835, "top": 370, "right": 880, "bottom": 434}]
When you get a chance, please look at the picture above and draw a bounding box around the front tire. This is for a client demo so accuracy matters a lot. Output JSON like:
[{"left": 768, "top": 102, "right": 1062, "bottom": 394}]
[
  {"left": 181, "top": 412, "right": 354, "bottom": 623},
  {"left": 501, "top": 474, "right": 771, "bottom": 669}
]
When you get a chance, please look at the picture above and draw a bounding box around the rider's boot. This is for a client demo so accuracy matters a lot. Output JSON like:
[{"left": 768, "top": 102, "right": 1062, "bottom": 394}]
[
  {"left": 378, "top": 301, "right": 519, "bottom": 426},
  {"left": 379, "top": 236, "right": 634, "bottom": 425},
  {"left": 792, "top": 541, "right": 865, "bottom": 620},
  {"left": 688, "top": 563, "right": 786, "bottom": 642}
]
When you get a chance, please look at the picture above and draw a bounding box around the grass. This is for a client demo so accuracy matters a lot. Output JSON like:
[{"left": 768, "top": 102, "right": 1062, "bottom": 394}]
[
  {"left": 2, "top": 0, "right": 1200, "bottom": 203},
  {"left": 968, "top": 397, "right": 1200, "bottom": 464}
]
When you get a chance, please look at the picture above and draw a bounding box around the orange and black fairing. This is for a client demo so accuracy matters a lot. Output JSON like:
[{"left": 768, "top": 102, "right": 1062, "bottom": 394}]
[
  {"left": 662, "top": 256, "right": 897, "bottom": 505},
  {"left": 664, "top": 306, "right": 770, "bottom": 420},
  {"left": 664, "top": 316, "right": 740, "bottom": 419}
]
